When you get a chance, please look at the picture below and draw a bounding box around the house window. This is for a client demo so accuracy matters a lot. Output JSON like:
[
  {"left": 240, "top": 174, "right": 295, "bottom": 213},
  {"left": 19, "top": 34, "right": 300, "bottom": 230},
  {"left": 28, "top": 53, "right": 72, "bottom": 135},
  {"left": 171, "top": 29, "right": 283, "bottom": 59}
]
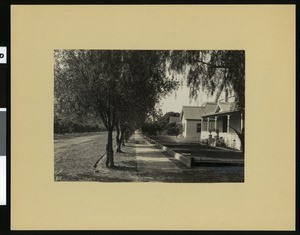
[
  {"left": 209, "top": 120, "right": 215, "bottom": 131},
  {"left": 203, "top": 120, "right": 207, "bottom": 130},
  {"left": 196, "top": 123, "right": 201, "bottom": 133}
]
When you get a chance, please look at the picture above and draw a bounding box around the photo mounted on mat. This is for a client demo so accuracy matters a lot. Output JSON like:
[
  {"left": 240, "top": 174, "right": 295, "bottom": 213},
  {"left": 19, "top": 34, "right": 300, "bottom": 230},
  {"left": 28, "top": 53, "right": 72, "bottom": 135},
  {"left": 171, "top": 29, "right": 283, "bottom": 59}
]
[
  {"left": 11, "top": 5, "right": 295, "bottom": 231},
  {"left": 54, "top": 50, "right": 245, "bottom": 183}
]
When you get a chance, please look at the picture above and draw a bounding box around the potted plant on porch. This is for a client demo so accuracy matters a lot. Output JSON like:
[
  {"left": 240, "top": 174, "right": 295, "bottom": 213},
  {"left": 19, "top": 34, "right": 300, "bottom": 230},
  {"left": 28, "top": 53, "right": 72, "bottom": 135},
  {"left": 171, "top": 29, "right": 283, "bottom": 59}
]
[{"left": 208, "top": 129, "right": 214, "bottom": 146}]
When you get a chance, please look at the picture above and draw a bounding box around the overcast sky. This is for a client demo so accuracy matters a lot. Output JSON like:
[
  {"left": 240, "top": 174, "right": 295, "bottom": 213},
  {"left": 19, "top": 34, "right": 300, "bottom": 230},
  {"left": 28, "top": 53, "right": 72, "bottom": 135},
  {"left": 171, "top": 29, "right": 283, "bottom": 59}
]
[
  {"left": 158, "top": 65, "right": 218, "bottom": 114},
  {"left": 158, "top": 84, "right": 215, "bottom": 114}
]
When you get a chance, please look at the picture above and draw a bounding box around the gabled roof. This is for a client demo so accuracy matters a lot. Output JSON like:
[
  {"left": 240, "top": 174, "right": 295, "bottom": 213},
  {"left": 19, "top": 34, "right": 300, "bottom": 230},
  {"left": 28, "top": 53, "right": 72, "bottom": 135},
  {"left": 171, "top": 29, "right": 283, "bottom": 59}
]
[
  {"left": 169, "top": 116, "right": 181, "bottom": 123},
  {"left": 180, "top": 102, "right": 217, "bottom": 120},
  {"left": 202, "top": 102, "right": 219, "bottom": 114},
  {"left": 201, "top": 102, "right": 239, "bottom": 118},
  {"left": 214, "top": 102, "right": 236, "bottom": 113},
  {"left": 201, "top": 110, "right": 240, "bottom": 118}
]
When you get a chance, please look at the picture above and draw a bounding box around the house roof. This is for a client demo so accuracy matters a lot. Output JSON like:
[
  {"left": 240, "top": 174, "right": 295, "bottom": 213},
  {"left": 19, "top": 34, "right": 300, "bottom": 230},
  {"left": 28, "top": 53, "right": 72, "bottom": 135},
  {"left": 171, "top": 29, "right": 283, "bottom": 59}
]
[
  {"left": 202, "top": 102, "right": 219, "bottom": 113},
  {"left": 214, "top": 102, "right": 236, "bottom": 113},
  {"left": 202, "top": 110, "right": 241, "bottom": 118},
  {"left": 180, "top": 102, "right": 218, "bottom": 120},
  {"left": 202, "top": 102, "right": 240, "bottom": 118},
  {"left": 169, "top": 116, "right": 181, "bottom": 123}
]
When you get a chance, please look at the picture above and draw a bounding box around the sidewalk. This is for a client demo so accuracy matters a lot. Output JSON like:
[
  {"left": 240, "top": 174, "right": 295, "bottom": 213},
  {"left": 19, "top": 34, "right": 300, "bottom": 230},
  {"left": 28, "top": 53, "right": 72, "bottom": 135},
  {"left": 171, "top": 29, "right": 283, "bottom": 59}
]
[
  {"left": 93, "top": 133, "right": 244, "bottom": 182},
  {"left": 134, "top": 133, "right": 183, "bottom": 173}
]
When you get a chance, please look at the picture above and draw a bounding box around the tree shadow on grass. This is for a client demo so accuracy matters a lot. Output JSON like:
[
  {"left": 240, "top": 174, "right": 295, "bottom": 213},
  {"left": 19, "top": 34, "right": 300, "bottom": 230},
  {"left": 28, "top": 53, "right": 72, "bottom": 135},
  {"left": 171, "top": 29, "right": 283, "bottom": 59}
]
[
  {"left": 112, "top": 165, "right": 137, "bottom": 172},
  {"left": 116, "top": 151, "right": 132, "bottom": 155}
]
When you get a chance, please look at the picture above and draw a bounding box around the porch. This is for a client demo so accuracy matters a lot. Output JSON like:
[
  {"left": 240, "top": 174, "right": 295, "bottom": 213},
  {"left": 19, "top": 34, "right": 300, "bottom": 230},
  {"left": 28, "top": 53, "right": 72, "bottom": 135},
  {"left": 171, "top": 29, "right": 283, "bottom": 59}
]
[{"left": 200, "top": 111, "right": 243, "bottom": 150}]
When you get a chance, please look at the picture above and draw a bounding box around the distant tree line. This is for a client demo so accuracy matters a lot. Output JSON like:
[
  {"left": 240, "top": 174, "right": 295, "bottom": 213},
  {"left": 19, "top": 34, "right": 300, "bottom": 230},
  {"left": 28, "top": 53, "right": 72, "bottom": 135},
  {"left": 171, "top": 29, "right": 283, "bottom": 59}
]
[{"left": 54, "top": 118, "right": 105, "bottom": 134}]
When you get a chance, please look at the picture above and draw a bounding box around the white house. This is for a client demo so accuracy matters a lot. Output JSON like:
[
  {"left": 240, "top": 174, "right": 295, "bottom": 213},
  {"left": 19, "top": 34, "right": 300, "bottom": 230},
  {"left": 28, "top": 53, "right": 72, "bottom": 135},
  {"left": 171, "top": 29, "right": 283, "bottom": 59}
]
[
  {"left": 180, "top": 102, "right": 217, "bottom": 140},
  {"left": 200, "top": 102, "right": 244, "bottom": 150}
]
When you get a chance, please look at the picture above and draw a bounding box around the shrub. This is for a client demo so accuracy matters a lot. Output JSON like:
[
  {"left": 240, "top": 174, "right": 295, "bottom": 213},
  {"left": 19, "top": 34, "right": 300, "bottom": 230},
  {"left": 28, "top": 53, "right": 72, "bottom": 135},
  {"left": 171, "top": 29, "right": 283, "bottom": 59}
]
[
  {"left": 163, "top": 122, "right": 182, "bottom": 136},
  {"left": 141, "top": 122, "right": 161, "bottom": 135},
  {"left": 54, "top": 118, "right": 104, "bottom": 134}
]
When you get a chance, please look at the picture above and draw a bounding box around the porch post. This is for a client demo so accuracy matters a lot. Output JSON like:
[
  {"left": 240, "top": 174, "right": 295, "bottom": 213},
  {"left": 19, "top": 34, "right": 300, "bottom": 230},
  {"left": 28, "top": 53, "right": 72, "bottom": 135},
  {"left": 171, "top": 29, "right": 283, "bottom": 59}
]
[
  {"left": 214, "top": 117, "right": 218, "bottom": 131},
  {"left": 227, "top": 115, "right": 231, "bottom": 133},
  {"left": 200, "top": 118, "right": 203, "bottom": 140},
  {"left": 241, "top": 112, "right": 244, "bottom": 130},
  {"left": 201, "top": 118, "right": 203, "bottom": 131},
  {"left": 207, "top": 118, "right": 210, "bottom": 131}
]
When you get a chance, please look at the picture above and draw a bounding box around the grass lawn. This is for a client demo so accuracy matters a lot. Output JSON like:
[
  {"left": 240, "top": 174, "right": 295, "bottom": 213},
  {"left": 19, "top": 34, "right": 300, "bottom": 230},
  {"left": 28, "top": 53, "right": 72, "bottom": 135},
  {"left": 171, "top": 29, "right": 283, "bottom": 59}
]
[
  {"left": 93, "top": 143, "right": 141, "bottom": 182},
  {"left": 146, "top": 134, "right": 243, "bottom": 160},
  {"left": 54, "top": 131, "right": 141, "bottom": 182}
]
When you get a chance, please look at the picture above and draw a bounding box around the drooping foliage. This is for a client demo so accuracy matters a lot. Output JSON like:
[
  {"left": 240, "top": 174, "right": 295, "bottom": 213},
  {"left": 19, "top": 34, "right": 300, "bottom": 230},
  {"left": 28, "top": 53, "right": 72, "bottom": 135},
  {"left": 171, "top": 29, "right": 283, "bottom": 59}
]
[
  {"left": 168, "top": 50, "right": 245, "bottom": 110},
  {"left": 55, "top": 50, "right": 246, "bottom": 165},
  {"left": 166, "top": 50, "right": 245, "bottom": 151},
  {"left": 54, "top": 50, "right": 178, "bottom": 167}
]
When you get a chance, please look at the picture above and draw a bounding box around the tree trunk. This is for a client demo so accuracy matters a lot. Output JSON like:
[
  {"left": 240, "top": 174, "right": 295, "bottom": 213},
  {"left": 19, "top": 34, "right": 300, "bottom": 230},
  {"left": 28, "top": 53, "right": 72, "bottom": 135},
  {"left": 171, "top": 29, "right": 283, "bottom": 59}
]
[
  {"left": 116, "top": 124, "right": 122, "bottom": 153},
  {"left": 122, "top": 134, "right": 126, "bottom": 146},
  {"left": 120, "top": 130, "right": 125, "bottom": 148},
  {"left": 117, "top": 126, "right": 126, "bottom": 152},
  {"left": 230, "top": 126, "right": 244, "bottom": 153},
  {"left": 116, "top": 140, "right": 122, "bottom": 152},
  {"left": 124, "top": 130, "right": 129, "bottom": 143},
  {"left": 214, "top": 81, "right": 225, "bottom": 103},
  {"left": 106, "top": 128, "right": 114, "bottom": 168}
]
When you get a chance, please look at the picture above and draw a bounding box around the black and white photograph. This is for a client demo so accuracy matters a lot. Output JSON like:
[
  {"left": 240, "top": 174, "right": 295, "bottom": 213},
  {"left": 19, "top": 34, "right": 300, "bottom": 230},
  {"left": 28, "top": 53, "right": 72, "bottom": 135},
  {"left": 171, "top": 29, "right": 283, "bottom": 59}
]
[
  {"left": 54, "top": 50, "right": 245, "bottom": 182},
  {"left": 6, "top": 3, "right": 296, "bottom": 232}
]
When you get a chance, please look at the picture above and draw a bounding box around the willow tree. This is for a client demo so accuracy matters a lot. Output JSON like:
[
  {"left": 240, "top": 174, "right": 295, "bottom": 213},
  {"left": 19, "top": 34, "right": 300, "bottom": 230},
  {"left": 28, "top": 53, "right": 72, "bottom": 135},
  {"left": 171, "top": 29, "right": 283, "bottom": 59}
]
[
  {"left": 113, "top": 51, "right": 178, "bottom": 152},
  {"left": 168, "top": 50, "right": 245, "bottom": 151},
  {"left": 54, "top": 50, "right": 177, "bottom": 167},
  {"left": 168, "top": 50, "right": 245, "bottom": 110}
]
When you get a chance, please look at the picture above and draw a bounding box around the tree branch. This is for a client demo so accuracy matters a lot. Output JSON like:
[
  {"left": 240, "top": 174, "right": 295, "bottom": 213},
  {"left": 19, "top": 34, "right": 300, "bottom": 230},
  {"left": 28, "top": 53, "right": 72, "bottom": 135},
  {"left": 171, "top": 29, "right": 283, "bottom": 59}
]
[
  {"left": 196, "top": 60, "right": 238, "bottom": 69},
  {"left": 99, "top": 112, "right": 109, "bottom": 129}
]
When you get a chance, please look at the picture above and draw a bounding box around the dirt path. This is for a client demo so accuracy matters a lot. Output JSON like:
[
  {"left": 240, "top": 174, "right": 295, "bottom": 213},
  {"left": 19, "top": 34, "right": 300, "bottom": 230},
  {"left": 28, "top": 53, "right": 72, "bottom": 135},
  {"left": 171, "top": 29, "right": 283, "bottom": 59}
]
[
  {"left": 55, "top": 133, "right": 104, "bottom": 155},
  {"left": 54, "top": 132, "right": 111, "bottom": 181}
]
